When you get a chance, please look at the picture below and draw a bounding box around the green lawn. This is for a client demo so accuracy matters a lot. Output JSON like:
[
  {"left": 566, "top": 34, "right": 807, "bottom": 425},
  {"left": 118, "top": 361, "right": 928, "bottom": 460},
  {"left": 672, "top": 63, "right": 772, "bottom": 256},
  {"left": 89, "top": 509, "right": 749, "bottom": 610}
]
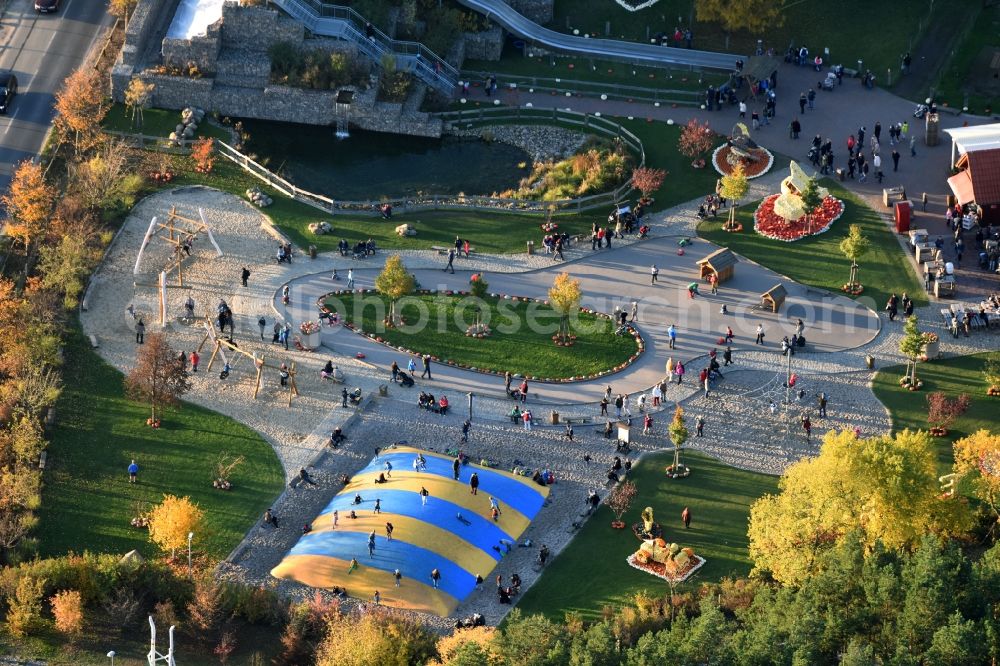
[
  {"left": 872, "top": 352, "right": 998, "bottom": 474},
  {"left": 931, "top": 3, "right": 1000, "bottom": 114},
  {"left": 36, "top": 326, "right": 285, "bottom": 560},
  {"left": 325, "top": 292, "right": 638, "bottom": 379},
  {"left": 103, "top": 104, "right": 231, "bottom": 142},
  {"left": 549, "top": 0, "right": 973, "bottom": 76},
  {"left": 697, "top": 180, "right": 926, "bottom": 310},
  {"left": 515, "top": 450, "right": 778, "bottom": 620},
  {"left": 464, "top": 49, "right": 730, "bottom": 96}
]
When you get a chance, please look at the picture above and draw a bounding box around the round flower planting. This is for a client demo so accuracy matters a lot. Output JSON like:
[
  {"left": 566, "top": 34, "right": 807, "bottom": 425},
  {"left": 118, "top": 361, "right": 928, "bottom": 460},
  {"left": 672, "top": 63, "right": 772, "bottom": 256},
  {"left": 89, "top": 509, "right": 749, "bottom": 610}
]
[
  {"left": 712, "top": 144, "right": 774, "bottom": 179},
  {"left": 753, "top": 194, "right": 845, "bottom": 241}
]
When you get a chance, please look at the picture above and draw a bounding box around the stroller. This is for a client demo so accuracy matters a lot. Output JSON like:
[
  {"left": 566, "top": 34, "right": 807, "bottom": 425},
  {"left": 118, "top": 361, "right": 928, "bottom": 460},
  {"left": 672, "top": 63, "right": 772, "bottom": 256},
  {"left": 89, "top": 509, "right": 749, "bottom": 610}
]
[
  {"left": 820, "top": 71, "right": 836, "bottom": 91},
  {"left": 398, "top": 371, "right": 414, "bottom": 388},
  {"left": 347, "top": 387, "right": 363, "bottom": 405}
]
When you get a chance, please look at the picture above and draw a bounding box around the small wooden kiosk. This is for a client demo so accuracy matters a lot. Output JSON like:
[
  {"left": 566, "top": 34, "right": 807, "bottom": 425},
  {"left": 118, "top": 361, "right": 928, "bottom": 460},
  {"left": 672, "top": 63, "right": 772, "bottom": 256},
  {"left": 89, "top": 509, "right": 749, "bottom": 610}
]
[
  {"left": 697, "top": 248, "right": 738, "bottom": 284},
  {"left": 760, "top": 283, "right": 786, "bottom": 313}
]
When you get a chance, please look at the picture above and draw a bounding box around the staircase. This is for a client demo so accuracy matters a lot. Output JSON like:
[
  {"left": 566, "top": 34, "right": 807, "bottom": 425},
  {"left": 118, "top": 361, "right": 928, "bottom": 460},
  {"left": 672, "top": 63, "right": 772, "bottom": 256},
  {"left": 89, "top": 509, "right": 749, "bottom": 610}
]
[{"left": 269, "top": 0, "right": 459, "bottom": 96}]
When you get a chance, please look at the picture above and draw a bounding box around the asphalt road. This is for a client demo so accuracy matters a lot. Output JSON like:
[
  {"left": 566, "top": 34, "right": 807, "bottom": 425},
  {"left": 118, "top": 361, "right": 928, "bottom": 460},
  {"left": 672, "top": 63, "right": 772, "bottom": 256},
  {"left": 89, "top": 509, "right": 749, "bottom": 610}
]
[{"left": 0, "top": 0, "right": 109, "bottom": 192}]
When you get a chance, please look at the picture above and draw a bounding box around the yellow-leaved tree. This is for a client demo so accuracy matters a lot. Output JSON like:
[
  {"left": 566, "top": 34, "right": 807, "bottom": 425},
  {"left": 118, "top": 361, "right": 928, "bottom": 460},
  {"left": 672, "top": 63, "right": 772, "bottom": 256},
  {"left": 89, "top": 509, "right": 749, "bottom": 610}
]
[
  {"left": 374, "top": 255, "right": 414, "bottom": 326},
  {"left": 954, "top": 430, "right": 1000, "bottom": 523},
  {"left": 148, "top": 494, "right": 204, "bottom": 559},
  {"left": 748, "top": 429, "right": 970, "bottom": 584},
  {"left": 53, "top": 67, "right": 107, "bottom": 153},
  {"left": 316, "top": 609, "right": 438, "bottom": 666},
  {"left": 548, "top": 272, "right": 582, "bottom": 345},
  {"left": 696, "top": 0, "right": 781, "bottom": 42},
  {"left": 718, "top": 162, "right": 748, "bottom": 231}
]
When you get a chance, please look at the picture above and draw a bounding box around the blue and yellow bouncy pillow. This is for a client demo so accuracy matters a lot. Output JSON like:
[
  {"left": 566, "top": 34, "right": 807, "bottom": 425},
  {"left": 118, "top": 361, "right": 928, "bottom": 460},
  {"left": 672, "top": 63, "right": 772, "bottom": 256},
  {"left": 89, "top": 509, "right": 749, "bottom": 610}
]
[{"left": 271, "top": 446, "right": 550, "bottom": 616}]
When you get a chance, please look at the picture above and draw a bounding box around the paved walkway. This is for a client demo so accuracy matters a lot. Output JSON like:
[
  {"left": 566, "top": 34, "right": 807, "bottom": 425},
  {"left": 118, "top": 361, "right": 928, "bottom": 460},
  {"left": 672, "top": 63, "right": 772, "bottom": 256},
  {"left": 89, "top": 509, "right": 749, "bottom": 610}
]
[{"left": 464, "top": 57, "right": 1000, "bottom": 300}]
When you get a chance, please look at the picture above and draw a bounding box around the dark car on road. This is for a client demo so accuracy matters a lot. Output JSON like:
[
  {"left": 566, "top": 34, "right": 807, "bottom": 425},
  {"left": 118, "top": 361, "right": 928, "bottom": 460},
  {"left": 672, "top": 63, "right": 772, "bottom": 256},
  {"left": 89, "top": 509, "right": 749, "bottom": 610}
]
[
  {"left": 0, "top": 73, "right": 17, "bottom": 114},
  {"left": 34, "top": 0, "right": 60, "bottom": 12}
]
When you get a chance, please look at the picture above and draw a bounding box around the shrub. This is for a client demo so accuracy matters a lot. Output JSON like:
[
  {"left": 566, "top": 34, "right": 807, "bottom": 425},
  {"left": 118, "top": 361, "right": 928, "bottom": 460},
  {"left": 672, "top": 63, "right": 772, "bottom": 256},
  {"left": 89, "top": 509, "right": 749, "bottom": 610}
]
[
  {"left": 50, "top": 589, "right": 85, "bottom": 636},
  {"left": 268, "top": 43, "right": 369, "bottom": 90},
  {"left": 378, "top": 55, "right": 413, "bottom": 102},
  {"left": 6, "top": 574, "right": 46, "bottom": 637},
  {"left": 103, "top": 586, "right": 143, "bottom": 634},
  {"left": 228, "top": 583, "right": 284, "bottom": 626}
]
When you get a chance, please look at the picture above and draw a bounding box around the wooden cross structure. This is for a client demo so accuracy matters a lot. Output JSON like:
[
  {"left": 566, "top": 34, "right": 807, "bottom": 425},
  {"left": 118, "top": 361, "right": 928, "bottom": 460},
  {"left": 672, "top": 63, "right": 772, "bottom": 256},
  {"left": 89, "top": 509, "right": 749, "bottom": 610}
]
[
  {"left": 198, "top": 321, "right": 299, "bottom": 404},
  {"left": 134, "top": 207, "right": 223, "bottom": 287}
]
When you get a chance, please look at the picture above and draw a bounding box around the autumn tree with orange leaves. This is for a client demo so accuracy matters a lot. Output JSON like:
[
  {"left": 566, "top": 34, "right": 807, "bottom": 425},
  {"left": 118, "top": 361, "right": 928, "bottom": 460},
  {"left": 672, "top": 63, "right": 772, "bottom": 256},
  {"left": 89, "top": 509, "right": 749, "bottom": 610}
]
[
  {"left": 124, "top": 333, "right": 190, "bottom": 425},
  {"left": 53, "top": 67, "right": 107, "bottom": 153},
  {"left": 1, "top": 161, "right": 55, "bottom": 254}
]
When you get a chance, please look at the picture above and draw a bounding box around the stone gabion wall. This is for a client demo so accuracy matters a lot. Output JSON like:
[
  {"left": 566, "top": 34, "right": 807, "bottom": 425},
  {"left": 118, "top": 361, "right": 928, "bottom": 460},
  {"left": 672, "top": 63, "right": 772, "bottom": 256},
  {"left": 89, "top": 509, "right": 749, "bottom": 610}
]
[
  {"left": 504, "top": 0, "right": 554, "bottom": 24},
  {"left": 162, "top": 30, "right": 221, "bottom": 75},
  {"left": 462, "top": 27, "right": 504, "bottom": 61},
  {"left": 218, "top": 2, "right": 303, "bottom": 53},
  {"left": 121, "top": 0, "right": 182, "bottom": 67}
]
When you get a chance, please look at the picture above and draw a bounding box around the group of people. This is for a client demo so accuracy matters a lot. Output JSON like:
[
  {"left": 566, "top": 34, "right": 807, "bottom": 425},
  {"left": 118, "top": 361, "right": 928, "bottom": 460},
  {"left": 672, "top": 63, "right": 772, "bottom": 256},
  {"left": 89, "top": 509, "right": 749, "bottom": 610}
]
[
  {"left": 276, "top": 242, "right": 294, "bottom": 263},
  {"left": 590, "top": 205, "right": 648, "bottom": 251},
  {"left": 417, "top": 392, "right": 449, "bottom": 414},
  {"left": 337, "top": 238, "right": 377, "bottom": 259},
  {"left": 884, "top": 292, "right": 916, "bottom": 321},
  {"left": 946, "top": 203, "right": 1000, "bottom": 273}
]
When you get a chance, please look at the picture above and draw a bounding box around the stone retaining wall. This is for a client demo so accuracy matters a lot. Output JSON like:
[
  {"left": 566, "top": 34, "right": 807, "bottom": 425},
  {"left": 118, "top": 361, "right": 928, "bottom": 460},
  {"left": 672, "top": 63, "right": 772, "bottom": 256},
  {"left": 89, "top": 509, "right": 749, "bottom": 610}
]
[
  {"left": 462, "top": 27, "right": 505, "bottom": 61},
  {"left": 121, "top": 0, "right": 182, "bottom": 67},
  {"left": 504, "top": 0, "right": 553, "bottom": 24}
]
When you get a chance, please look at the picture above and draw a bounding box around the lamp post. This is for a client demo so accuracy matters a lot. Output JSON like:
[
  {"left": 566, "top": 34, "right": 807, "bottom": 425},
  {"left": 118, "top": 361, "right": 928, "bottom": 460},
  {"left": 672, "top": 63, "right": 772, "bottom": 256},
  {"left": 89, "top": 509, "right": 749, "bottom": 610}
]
[
  {"left": 467, "top": 392, "right": 474, "bottom": 421},
  {"left": 187, "top": 532, "right": 193, "bottom": 577},
  {"left": 107, "top": 651, "right": 116, "bottom": 666}
]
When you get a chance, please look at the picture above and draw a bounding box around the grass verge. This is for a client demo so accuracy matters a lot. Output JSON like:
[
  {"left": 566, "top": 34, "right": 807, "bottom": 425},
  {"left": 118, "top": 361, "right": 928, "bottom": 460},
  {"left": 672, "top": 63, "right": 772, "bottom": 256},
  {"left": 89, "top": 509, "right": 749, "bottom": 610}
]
[
  {"left": 36, "top": 325, "right": 285, "bottom": 560},
  {"left": 103, "top": 104, "right": 231, "bottom": 142},
  {"left": 929, "top": 3, "right": 1000, "bottom": 114},
  {"left": 872, "top": 352, "right": 997, "bottom": 473},
  {"left": 697, "top": 180, "right": 926, "bottom": 310},
  {"left": 514, "top": 450, "right": 778, "bottom": 620},
  {"left": 324, "top": 292, "right": 639, "bottom": 379}
]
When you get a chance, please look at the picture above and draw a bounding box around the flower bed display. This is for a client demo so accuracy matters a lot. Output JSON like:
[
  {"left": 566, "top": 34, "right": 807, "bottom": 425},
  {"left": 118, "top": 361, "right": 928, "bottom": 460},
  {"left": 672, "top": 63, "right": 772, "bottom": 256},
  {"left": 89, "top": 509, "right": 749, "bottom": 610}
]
[
  {"left": 712, "top": 144, "right": 774, "bottom": 179},
  {"left": 753, "top": 194, "right": 845, "bottom": 242}
]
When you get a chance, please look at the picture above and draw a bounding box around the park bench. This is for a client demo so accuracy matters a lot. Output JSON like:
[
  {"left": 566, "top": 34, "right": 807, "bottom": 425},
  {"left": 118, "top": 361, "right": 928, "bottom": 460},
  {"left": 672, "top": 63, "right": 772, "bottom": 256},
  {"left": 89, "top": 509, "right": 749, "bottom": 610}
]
[{"left": 431, "top": 245, "right": 476, "bottom": 255}]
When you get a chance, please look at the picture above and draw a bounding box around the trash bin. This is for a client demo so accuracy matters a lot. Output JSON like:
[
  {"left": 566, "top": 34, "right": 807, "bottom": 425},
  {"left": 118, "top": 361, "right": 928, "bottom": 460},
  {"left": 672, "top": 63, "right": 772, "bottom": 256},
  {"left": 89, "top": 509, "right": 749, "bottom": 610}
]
[
  {"left": 550, "top": 410, "right": 559, "bottom": 424},
  {"left": 526, "top": 240, "right": 534, "bottom": 256},
  {"left": 309, "top": 245, "right": 317, "bottom": 259},
  {"left": 865, "top": 355, "right": 875, "bottom": 369},
  {"left": 836, "top": 168, "right": 845, "bottom": 182}
]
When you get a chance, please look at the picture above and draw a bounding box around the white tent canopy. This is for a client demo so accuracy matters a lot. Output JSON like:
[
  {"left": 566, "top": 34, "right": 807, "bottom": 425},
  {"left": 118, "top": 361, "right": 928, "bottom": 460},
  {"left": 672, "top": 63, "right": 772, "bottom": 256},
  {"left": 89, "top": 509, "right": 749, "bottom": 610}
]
[{"left": 944, "top": 123, "right": 1000, "bottom": 166}]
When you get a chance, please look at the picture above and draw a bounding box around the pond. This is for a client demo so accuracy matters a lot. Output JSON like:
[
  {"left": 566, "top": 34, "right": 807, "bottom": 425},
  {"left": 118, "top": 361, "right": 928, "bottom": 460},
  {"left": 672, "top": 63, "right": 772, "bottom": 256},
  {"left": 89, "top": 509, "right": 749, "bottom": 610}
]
[{"left": 239, "top": 120, "right": 532, "bottom": 201}]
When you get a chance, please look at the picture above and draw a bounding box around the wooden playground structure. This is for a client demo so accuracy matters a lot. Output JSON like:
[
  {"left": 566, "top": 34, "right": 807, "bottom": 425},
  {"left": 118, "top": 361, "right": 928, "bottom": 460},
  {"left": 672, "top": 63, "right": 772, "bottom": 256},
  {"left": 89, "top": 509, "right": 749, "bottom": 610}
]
[
  {"left": 131, "top": 207, "right": 223, "bottom": 326},
  {"left": 197, "top": 321, "right": 299, "bottom": 405}
]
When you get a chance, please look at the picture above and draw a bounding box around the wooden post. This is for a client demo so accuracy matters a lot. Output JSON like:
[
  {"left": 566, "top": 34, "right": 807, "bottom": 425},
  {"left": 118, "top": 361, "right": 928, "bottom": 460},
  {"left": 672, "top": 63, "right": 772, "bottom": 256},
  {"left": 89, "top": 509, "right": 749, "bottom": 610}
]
[
  {"left": 253, "top": 356, "right": 264, "bottom": 399},
  {"left": 206, "top": 340, "right": 222, "bottom": 372},
  {"left": 287, "top": 362, "right": 299, "bottom": 406}
]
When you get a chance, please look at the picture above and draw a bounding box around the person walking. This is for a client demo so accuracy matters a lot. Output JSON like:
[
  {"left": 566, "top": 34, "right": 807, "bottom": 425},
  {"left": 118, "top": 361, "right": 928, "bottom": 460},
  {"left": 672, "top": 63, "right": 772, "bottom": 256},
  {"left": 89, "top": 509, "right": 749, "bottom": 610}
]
[
  {"left": 190, "top": 350, "right": 200, "bottom": 372},
  {"left": 135, "top": 319, "right": 145, "bottom": 344},
  {"left": 798, "top": 92, "right": 807, "bottom": 114},
  {"left": 667, "top": 324, "right": 677, "bottom": 349},
  {"left": 790, "top": 118, "right": 801, "bottom": 139},
  {"left": 469, "top": 472, "right": 479, "bottom": 495},
  {"left": 807, "top": 88, "right": 815, "bottom": 110},
  {"left": 818, "top": 392, "right": 828, "bottom": 418},
  {"left": 696, "top": 415, "right": 705, "bottom": 437},
  {"left": 258, "top": 316, "right": 266, "bottom": 340},
  {"left": 385, "top": 522, "right": 394, "bottom": 541},
  {"left": 241, "top": 266, "right": 251, "bottom": 287},
  {"left": 390, "top": 360, "right": 399, "bottom": 383},
  {"left": 453, "top": 456, "right": 461, "bottom": 480},
  {"left": 430, "top": 568, "right": 441, "bottom": 588},
  {"left": 373, "top": 498, "right": 382, "bottom": 514},
  {"left": 489, "top": 496, "right": 502, "bottom": 520},
  {"left": 444, "top": 248, "right": 456, "bottom": 274},
  {"left": 802, "top": 414, "right": 812, "bottom": 441},
  {"left": 421, "top": 354, "right": 432, "bottom": 379},
  {"left": 341, "top": 387, "right": 348, "bottom": 408},
  {"left": 347, "top": 269, "right": 354, "bottom": 289},
  {"left": 755, "top": 324, "right": 765, "bottom": 344},
  {"left": 128, "top": 459, "right": 139, "bottom": 483},
  {"left": 681, "top": 506, "right": 691, "bottom": 529},
  {"left": 420, "top": 486, "right": 429, "bottom": 506},
  {"left": 739, "top": 100, "right": 747, "bottom": 118},
  {"left": 629, "top": 301, "right": 638, "bottom": 322},
  {"left": 519, "top": 380, "right": 528, "bottom": 404},
  {"left": 910, "top": 135, "right": 917, "bottom": 157},
  {"left": 504, "top": 371, "right": 512, "bottom": 395},
  {"left": 461, "top": 419, "right": 471, "bottom": 444},
  {"left": 650, "top": 264, "right": 659, "bottom": 284},
  {"left": 407, "top": 357, "right": 416, "bottom": 376},
  {"left": 873, "top": 153, "right": 883, "bottom": 183},
  {"left": 674, "top": 361, "right": 685, "bottom": 385},
  {"left": 367, "top": 530, "right": 376, "bottom": 558},
  {"left": 394, "top": 569, "right": 402, "bottom": 587}
]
